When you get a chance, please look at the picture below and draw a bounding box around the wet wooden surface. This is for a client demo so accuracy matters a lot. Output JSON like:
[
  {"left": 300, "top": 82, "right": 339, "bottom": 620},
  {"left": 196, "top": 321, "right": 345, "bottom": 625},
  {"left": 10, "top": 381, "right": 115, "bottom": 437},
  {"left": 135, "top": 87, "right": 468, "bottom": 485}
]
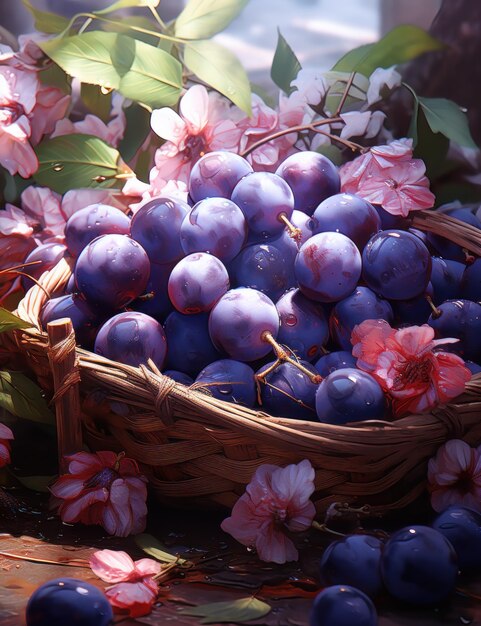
[{"left": 1, "top": 487, "right": 481, "bottom": 626}]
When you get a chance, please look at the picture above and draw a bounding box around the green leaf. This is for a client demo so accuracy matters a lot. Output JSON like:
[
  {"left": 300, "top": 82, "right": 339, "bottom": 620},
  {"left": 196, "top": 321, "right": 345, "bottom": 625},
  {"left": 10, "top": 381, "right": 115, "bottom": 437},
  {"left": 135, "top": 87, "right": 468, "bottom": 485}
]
[
  {"left": 333, "top": 25, "right": 443, "bottom": 77},
  {"left": 179, "top": 597, "right": 271, "bottom": 624},
  {"left": 13, "top": 474, "right": 54, "bottom": 493},
  {"left": 21, "top": 0, "right": 70, "bottom": 34},
  {"left": 114, "top": 37, "right": 182, "bottom": 108},
  {"left": 0, "top": 372, "right": 54, "bottom": 424},
  {"left": 315, "top": 144, "right": 344, "bottom": 166},
  {"left": 184, "top": 40, "right": 251, "bottom": 115},
  {"left": 135, "top": 534, "right": 189, "bottom": 566},
  {"left": 175, "top": 0, "right": 248, "bottom": 39},
  {"left": 38, "top": 63, "right": 71, "bottom": 93},
  {"left": 40, "top": 32, "right": 182, "bottom": 109},
  {"left": 34, "top": 134, "right": 126, "bottom": 195},
  {"left": 40, "top": 32, "right": 120, "bottom": 90},
  {"left": 118, "top": 103, "right": 152, "bottom": 162},
  {"left": 0, "top": 309, "right": 32, "bottom": 334},
  {"left": 418, "top": 97, "right": 477, "bottom": 149},
  {"left": 411, "top": 105, "right": 450, "bottom": 180},
  {"left": 93, "top": 0, "right": 159, "bottom": 15},
  {"left": 81, "top": 84, "right": 112, "bottom": 123},
  {"left": 270, "top": 29, "right": 301, "bottom": 95}
]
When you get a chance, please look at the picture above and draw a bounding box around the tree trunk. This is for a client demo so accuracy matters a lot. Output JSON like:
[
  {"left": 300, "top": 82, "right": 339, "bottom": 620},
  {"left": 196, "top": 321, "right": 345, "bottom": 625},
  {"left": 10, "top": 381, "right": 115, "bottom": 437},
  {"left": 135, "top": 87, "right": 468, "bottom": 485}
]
[{"left": 396, "top": 0, "right": 481, "bottom": 145}]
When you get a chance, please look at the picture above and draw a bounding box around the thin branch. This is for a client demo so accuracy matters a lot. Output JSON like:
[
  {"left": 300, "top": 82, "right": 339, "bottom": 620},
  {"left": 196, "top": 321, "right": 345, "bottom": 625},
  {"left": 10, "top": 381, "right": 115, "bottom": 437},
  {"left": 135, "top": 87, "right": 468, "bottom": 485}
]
[
  {"left": 240, "top": 116, "right": 343, "bottom": 158},
  {"left": 334, "top": 72, "right": 356, "bottom": 116},
  {"left": 312, "top": 128, "right": 365, "bottom": 152}
]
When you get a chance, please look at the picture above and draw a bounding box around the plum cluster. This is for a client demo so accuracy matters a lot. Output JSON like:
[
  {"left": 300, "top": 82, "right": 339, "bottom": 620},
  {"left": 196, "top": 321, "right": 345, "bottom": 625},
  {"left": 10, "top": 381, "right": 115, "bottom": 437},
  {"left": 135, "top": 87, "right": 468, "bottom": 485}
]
[
  {"left": 34, "top": 150, "right": 481, "bottom": 424},
  {"left": 309, "top": 505, "right": 481, "bottom": 625}
]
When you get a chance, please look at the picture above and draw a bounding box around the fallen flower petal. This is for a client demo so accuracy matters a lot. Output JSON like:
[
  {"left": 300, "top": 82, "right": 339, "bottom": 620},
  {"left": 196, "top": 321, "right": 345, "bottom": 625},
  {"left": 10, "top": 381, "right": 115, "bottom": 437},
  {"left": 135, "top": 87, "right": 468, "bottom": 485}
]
[
  {"left": 221, "top": 460, "right": 316, "bottom": 564},
  {"left": 105, "top": 579, "right": 158, "bottom": 618},
  {"left": 89, "top": 549, "right": 136, "bottom": 584},
  {"left": 50, "top": 451, "right": 148, "bottom": 537}
]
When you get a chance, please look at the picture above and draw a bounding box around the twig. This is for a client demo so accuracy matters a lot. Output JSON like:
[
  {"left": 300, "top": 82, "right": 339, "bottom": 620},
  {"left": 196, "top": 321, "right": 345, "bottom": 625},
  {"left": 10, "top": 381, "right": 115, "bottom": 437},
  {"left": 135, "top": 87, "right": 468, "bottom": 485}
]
[
  {"left": 240, "top": 117, "right": 342, "bottom": 158},
  {"left": 335, "top": 72, "right": 356, "bottom": 116}
]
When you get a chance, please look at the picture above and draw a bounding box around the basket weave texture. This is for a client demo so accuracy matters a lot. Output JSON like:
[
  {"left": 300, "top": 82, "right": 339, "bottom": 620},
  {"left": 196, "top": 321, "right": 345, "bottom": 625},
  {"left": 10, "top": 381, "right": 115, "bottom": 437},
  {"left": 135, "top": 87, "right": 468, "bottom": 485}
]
[{"left": 4, "top": 210, "right": 481, "bottom": 515}]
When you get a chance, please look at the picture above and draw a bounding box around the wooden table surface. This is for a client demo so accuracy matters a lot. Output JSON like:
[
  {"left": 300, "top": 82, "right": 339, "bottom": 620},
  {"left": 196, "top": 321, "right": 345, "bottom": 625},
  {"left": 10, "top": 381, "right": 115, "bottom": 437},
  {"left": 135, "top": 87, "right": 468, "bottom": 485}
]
[{"left": 1, "top": 488, "right": 480, "bottom": 626}]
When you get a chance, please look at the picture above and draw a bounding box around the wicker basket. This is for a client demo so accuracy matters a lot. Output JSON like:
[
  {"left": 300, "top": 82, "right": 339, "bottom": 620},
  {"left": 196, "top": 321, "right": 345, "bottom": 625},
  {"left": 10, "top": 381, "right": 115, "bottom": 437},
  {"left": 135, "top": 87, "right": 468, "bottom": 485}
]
[{"left": 4, "top": 210, "right": 481, "bottom": 516}]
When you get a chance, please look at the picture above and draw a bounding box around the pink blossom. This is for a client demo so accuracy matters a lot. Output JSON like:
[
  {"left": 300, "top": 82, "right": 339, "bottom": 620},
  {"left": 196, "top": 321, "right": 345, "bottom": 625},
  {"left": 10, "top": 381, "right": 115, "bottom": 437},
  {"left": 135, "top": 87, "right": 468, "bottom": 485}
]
[
  {"left": 90, "top": 549, "right": 160, "bottom": 618},
  {"left": 351, "top": 319, "right": 471, "bottom": 417},
  {"left": 0, "top": 65, "right": 38, "bottom": 177},
  {"left": 0, "top": 186, "right": 128, "bottom": 243},
  {"left": 0, "top": 423, "right": 14, "bottom": 467},
  {"left": 337, "top": 110, "right": 385, "bottom": 141},
  {"left": 1, "top": 34, "right": 51, "bottom": 71},
  {"left": 290, "top": 68, "right": 329, "bottom": 107},
  {"left": 53, "top": 94, "right": 125, "bottom": 147},
  {"left": 30, "top": 83, "right": 70, "bottom": 145},
  {"left": 0, "top": 51, "right": 71, "bottom": 177},
  {"left": 0, "top": 235, "right": 35, "bottom": 302},
  {"left": 122, "top": 176, "right": 188, "bottom": 214},
  {"left": 340, "top": 138, "right": 435, "bottom": 216},
  {"left": 221, "top": 459, "right": 316, "bottom": 564},
  {"left": 428, "top": 439, "right": 481, "bottom": 513},
  {"left": 150, "top": 85, "right": 241, "bottom": 191},
  {"left": 50, "top": 451, "right": 148, "bottom": 537},
  {"left": 235, "top": 92, "right": 309, "bottom": 171},
  {"left": 366, "top": 67, "right": 402, "bottom": 106}
]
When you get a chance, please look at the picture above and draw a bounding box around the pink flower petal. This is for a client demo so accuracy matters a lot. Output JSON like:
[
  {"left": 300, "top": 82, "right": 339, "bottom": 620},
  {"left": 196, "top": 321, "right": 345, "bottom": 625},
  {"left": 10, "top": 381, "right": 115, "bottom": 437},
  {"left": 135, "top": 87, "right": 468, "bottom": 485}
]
[
  {"left": 58, "top": 488, "right": 109, "bottom": 523},
  {"left": 180, "top": 84, "right": 209, "bottom": 133},
  {"left": 89, "top": 549, "right": 136, "bottom": 583},
  {"left": 270, "top": 459, "right": 315, "bottom": 509},
  {"left": 150, "top": 107, "right": 186, "bottom": 144},
  {"left": 256, "top": 525, "right": 299, "bottom": 564},
  {"left": 134, "top": 558, "right": 161, "bottom": 578},
  {"left": 49, "top": 476, "right": 86, "bottom": 499},
  {"left": 105, "top": 479, "right": 135, "bottom": 537},
  {"left": 221, "top": 495, "right": 265, "bottom": 547},
  {"left": 105, "top": 580, "right": 158, "bottom": 618},
  {"left": 66, "top": 451, "right": 104, "bottom": 475},
  {"left": 390, "top": 325, "right": 435, "bottom": 357}
]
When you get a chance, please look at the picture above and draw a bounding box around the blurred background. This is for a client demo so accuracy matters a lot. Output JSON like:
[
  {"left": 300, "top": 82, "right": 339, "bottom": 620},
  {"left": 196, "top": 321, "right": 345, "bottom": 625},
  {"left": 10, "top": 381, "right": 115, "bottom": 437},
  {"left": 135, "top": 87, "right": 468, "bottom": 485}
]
[{"left": 1, "top": 0, "right": 442, "bottom": 87}]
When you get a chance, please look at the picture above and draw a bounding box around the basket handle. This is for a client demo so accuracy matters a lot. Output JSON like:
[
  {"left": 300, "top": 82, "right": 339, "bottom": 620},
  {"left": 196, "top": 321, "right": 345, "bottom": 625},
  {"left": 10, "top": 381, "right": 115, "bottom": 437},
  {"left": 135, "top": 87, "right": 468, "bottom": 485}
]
[{"left": 47, "top": 318, "right": 82, "bottom": 473}]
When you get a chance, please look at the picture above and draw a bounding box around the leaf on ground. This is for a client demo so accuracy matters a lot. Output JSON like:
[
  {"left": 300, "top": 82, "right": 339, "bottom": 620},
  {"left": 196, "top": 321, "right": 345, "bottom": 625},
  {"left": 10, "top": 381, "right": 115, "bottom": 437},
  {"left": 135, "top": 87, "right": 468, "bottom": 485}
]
[
  {"left": 179, "top": 596, "right": 271, "bottom": 624},
  {"left": 134, "top": 533, "right": 189, "bottom": 566},
  {"left": 13, "top": 474, "right": 54, "bottom": 493}
]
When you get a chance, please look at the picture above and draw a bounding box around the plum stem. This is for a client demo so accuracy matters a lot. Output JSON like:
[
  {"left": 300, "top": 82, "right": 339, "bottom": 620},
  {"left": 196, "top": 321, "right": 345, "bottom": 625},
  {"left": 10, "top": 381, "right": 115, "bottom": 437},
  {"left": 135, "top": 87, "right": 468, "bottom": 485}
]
[
  {"left": 425, "top": 295, "right": 442, "bottom": 319},
  {"left": 311, "top": 520, "right": 347, "bottom": 537},
  {"left": 279, "top": 213, "right": 302, "bottom": 244},
  {"left": 260, "top": 331, "right": 323, "bottom": 384}
]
